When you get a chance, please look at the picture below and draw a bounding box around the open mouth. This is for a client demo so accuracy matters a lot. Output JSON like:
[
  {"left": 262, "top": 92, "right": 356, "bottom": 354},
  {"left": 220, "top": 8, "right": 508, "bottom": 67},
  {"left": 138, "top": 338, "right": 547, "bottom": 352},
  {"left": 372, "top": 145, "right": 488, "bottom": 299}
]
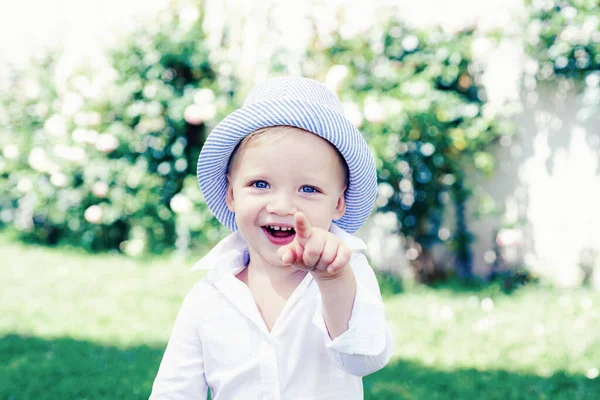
[
  {"left": 264, "top": 225, "right": 295, "bottom": 237},
  {"left": 262, "top": 225, "right": 296, "bottom": 245}
]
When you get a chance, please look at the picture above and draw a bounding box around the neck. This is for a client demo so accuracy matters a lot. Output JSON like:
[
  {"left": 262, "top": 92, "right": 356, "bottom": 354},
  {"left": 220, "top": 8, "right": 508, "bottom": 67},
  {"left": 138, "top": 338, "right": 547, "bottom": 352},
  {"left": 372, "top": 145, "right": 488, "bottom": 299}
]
[{"left": 242, "top": 249, "right": 308, "bottom": 295}]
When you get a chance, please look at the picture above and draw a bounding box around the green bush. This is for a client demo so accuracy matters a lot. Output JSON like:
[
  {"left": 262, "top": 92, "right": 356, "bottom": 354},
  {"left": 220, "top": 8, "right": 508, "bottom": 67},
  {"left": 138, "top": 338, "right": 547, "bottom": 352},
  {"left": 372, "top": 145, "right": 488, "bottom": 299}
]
[
  {"left": 0, "top": 3, "right": 236, "bottom": 255},
  {"left": 525, "top": 0, "right": 599, "bottom": 80},
  {"left": 304, "top": 22, "right": 515, "bottom": 280}
]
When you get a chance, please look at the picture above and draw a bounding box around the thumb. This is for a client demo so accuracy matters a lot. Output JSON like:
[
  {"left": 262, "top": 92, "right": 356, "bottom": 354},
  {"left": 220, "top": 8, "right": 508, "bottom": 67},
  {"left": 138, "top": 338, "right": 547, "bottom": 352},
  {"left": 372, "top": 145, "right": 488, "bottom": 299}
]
[{"left": 277, "top": 244, "right": 298, "bottom": 265}]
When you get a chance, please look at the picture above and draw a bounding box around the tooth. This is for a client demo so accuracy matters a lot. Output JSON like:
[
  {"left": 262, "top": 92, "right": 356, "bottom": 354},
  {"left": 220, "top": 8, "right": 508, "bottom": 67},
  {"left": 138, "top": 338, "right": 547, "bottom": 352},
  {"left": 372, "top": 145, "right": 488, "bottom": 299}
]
[{"left": 273, "top": 226, "right": 280, "bottom": 231}]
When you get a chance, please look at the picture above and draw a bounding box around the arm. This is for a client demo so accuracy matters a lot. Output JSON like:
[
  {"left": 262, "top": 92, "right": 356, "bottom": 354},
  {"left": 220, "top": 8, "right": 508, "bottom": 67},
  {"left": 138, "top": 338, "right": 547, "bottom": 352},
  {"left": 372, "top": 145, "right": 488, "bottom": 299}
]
[
  {"left": 278, "top": 213, "right": 358, "bottom": 339},
  {"left": 278, "top": 212, "right": 393, "bottom": 377},
  {"left": 313, "top": 266, "right": 356, "bottom": 339},
  {"left": 149, "top": 288, "right": 208, "bottom": 400},
  {"left": 313, "top": 253, "right": 394, "bottom": 377}
]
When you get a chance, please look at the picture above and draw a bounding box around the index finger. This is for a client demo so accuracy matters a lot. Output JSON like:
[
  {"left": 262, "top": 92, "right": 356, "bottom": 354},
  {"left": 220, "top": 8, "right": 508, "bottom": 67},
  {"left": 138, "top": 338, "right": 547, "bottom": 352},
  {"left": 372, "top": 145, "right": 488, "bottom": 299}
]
[{"left": 294, "top": 212, "right": 312, "bottom": 243}]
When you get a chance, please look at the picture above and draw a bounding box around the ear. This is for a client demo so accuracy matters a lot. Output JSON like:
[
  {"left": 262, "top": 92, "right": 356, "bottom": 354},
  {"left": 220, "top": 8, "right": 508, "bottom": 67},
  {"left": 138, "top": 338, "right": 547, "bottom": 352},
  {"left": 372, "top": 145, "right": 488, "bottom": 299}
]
[
  {"left": 332, "top": 190, "right": 346, "bottom": 221},
  {"left": 225, "top": 175, "right": 235, "bottom": 213}
]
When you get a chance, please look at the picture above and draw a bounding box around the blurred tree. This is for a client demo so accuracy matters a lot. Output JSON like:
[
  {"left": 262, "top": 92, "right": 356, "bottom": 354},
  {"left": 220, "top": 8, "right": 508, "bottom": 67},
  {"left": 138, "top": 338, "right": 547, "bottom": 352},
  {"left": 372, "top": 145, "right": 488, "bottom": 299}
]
[
  {"left": 525, "top": 0, "right": 599, "bottom": 80},
  {"left": 0, "top": 0, "right": 237, "bottom": 255},
  {"left": 303, "top": 22, "right": 515, "bottom": 282}
]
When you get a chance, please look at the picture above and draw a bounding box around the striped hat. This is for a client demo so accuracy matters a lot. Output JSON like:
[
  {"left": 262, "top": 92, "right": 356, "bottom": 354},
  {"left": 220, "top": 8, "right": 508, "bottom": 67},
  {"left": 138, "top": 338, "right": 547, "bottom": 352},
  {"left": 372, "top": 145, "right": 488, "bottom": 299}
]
[{"left": 197, "top": 77, "right": 377, "bottom": 233}]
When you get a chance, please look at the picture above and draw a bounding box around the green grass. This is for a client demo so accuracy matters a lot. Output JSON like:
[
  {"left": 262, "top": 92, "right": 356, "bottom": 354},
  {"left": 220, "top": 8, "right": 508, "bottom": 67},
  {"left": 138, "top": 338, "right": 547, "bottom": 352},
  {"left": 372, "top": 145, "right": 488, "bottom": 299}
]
[{"left": 1, "top": 237, "right": 600, "bottom": 399}]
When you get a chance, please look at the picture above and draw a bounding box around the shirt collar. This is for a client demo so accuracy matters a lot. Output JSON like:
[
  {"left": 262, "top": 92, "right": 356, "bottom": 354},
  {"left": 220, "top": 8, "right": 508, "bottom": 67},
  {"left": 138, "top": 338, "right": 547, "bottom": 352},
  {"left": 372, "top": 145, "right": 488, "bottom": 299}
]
[{"left": 190, "top": 222, "right": 366, "bottom": 275}]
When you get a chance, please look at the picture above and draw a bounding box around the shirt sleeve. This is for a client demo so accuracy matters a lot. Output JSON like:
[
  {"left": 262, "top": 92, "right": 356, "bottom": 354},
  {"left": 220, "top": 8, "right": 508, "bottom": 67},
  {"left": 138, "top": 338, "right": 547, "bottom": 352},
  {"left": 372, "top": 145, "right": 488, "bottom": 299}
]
[
  {"left": 149, "top": 287, "right": 209, "bottom": 400},
  {"left": 312, "top": 253, "right": 394, "bottom": 377}
]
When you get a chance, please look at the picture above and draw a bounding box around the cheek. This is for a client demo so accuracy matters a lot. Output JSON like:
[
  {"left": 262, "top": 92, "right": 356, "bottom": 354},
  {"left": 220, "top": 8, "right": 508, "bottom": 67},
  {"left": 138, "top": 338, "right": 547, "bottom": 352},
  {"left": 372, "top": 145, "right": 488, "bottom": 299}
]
[
  {"left": 301, "top": 200, "right": 339, "bottom": 230},
  {"left": 233, "top": 194, "right": 263, "bottom": 223}
]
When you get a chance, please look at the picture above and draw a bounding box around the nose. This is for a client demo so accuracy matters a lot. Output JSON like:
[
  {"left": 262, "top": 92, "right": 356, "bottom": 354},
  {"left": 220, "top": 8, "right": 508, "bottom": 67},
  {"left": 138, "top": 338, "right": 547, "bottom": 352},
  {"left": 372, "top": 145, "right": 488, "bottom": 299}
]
[{"left": 266, "top": 191, "right": 297, "bottom": 216}]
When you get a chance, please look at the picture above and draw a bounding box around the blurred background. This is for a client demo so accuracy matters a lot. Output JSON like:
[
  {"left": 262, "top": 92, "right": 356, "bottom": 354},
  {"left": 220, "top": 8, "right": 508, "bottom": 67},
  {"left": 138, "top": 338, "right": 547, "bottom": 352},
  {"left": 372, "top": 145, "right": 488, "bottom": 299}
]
[{"left": 1, "top": 0, "right": 599, "bottom": 398}]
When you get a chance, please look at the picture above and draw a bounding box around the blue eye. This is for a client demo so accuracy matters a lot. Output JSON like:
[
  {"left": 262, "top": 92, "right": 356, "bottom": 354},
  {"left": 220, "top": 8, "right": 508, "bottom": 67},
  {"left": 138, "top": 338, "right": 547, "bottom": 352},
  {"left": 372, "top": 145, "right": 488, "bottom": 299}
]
[
  {"left": 252, "top": 180, "right": 269, "bottom": 189},
  {"left": 301, "top": 186, "right": 316, "bottom": 193}
]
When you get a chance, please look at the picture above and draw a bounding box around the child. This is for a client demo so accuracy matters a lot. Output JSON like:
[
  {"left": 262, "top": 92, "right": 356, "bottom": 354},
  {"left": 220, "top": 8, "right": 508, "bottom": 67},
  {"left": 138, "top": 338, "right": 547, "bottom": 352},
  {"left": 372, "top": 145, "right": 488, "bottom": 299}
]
[{"left": 149, "top": 77, "right": 393, "bottom": 399}]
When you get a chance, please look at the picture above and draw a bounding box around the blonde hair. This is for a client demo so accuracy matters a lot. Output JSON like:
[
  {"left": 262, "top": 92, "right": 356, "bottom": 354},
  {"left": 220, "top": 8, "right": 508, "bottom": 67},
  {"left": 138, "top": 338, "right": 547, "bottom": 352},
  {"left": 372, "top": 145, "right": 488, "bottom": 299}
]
[{"left": 226, "top": 126, "right": 349, "bottom": 187}]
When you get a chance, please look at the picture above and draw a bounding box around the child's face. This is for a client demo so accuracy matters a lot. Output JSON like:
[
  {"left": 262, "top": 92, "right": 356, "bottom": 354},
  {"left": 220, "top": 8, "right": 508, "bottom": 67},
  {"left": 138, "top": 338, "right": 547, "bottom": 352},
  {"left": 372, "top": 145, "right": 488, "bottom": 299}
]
[{"left": 226, "top": 127, "right": 347, "bottom": 268}]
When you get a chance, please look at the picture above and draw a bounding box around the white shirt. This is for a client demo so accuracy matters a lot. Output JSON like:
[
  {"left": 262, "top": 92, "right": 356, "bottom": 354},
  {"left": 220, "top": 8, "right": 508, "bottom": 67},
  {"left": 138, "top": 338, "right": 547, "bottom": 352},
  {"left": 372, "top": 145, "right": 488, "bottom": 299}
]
[{"left": 149, "top": 224, "right": 393, "bottom": 400}]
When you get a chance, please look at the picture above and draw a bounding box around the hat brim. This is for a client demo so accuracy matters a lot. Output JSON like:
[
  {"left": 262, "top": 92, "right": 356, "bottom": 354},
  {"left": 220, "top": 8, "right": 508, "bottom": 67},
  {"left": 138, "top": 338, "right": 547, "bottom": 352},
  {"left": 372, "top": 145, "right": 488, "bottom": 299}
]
[{"left": 197, "top": 98, "right": 377, "bottom": 233}]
